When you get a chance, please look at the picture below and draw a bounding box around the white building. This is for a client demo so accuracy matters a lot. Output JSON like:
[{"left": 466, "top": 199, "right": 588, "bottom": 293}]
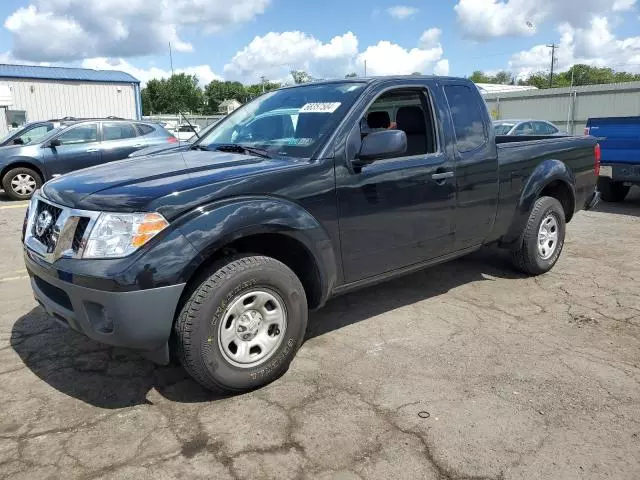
[
  {"left": 0, "top": 64, "right": 141, "bottom": 135},
  {"left": 218, "top": 99, "right": 242, "bottom": 115}
]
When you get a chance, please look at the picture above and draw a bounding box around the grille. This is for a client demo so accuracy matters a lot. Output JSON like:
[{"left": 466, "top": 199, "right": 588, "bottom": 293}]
[
  {"left": 28, "top": 198, "right": 93, "bottom": 258},
  {"left": 32, "top": 200, "right": 63, "bottom": 252},
  {"left": 72, "top": 217, "right": 90, "bottom": 252}
]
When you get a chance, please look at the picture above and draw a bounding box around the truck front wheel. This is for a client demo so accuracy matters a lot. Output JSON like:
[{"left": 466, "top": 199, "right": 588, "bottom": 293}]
[
  {"left": 174, "top": 255, "right": 308, "bottom": 393},
  {"left": 597, "top": 177, "right": 629, "bottom": 202},
  {"left": 510, "top": 196, "right": 566, "bottom": 276}
]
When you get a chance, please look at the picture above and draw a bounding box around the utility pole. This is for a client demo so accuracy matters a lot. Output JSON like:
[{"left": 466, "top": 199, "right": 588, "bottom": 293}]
[
  {"left": 547, "top": 43, "right": 558, "bottom": 87},
  {"left": 364, "top": 60, "right": 367, "bottom": 77},
  {"left": 260, "top": 75, "right": 267, "bottom": 93}
]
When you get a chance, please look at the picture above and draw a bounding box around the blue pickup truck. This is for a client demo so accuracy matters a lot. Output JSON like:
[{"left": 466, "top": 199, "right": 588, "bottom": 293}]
[{"left": 587, "top": 116, "right": 640, "bottom": 202}]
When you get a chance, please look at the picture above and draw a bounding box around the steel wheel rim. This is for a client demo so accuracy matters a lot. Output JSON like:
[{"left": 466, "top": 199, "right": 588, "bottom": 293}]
[
  {"left": 10, "top": 173, "right": 36, "bottom": 195},
  {"left": 537, "top": 214, "right": 559, "bottom": 260},
  {"left": 217, "top": 288, "right": 287, "bottom": 368}
]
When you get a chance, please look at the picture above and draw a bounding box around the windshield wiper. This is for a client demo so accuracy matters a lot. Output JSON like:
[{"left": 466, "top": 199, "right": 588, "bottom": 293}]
[
  {"left": 190, "top": 144, "right": 210, "bottom": 151},
  {"left": 214, "top": 144, "right": 272, "bottom": 159}
]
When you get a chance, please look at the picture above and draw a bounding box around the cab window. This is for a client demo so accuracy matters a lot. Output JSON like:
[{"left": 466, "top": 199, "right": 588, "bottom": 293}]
[{"left": 360, "top": 89, "right": 436, "bottom": 156}]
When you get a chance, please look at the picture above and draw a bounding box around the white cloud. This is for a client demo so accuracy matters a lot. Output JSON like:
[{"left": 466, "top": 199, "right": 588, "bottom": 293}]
[
  {"left": 454, "top": 0, "right": 632, "bottom": 40},
  {"left": 508, "top": 16, "right": 640, "bottom": 78},
  {"left": 4, "top": 0, "right": 269, "bottom": 62},
  {"left": 612, "top": 0, "right": 636, "bottom": 11},
  {"left": 356, "top": 41, "right": 443, "bottom": 75},
  {"left": 434, "top": 59, "right": 450, "bottom": 76},
  {"left": 223, "top": 31, "right": 359, "bottom": 83},
  {"left": 419, "top": 28, "right": 442, "bottom": 48},
  {"left": 387, "top": 6, "right": 419, "bottom": 20},
  {"left": 81, "top": 58, "right": 222, "bottom": 86},
  {"left": 223, "top": 30, "right": 449, "bottom": 82}
]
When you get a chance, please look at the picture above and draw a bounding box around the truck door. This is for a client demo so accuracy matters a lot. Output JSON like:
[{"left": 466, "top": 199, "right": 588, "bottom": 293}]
[
  {"left": 336, "top": 86, "right": 456, "bottom": 283},
  {"left": 42, "top": 123, "right": 101, "bottom": 177},
  {"left": 442, "top": 83, "right": 499, "bottom": 250}
]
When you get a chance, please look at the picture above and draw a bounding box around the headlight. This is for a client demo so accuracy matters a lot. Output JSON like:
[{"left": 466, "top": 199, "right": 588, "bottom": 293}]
[{"left": 83, "top": 212, "right": 169, "bottom": 259}]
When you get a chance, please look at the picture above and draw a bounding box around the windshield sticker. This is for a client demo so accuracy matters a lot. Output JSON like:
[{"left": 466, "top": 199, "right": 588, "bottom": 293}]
[{"left": 299, "top": 102, "right": 341, "bottom": 114}]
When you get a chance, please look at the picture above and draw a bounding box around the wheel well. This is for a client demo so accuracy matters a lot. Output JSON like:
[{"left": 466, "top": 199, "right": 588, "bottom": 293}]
[
  {"left": 540, "top": 180, "right": 574, "bottom": 222},
  {"left": 184, "top": 233, "right": 323, "bottom": 310},
  {"left": 0, "top": 162, "right": 43, "bottom": 184}
]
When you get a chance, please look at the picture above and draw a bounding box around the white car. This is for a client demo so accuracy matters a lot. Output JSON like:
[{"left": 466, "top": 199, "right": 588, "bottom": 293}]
[{"left": 175, "top": 124, "right": 201, "bottom": 141}]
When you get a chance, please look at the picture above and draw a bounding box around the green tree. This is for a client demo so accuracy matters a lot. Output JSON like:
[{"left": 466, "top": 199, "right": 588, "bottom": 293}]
[
  {"left": 290, "top": 70, "right": 312, "bottom": 84},
  {"left": 141, "top": 78, "right": 165, "bottom": 115},
  {"left": 345, "top": 72, "right": 357, "bottom": 78},
  {"left": 469, "top": 71, "right": 492, "bottom": 83},
  {"left": 411, "top": 72, "right": 422, "bottom": 75},
  {"left": 469, "top": 70, "right": 512, "bottom": 84},
  {"left": 203, "top": 80, "right": 246, "bottom": 113},
  {"left": 140, "top": 74, "right": 204, "bottom": 114}
]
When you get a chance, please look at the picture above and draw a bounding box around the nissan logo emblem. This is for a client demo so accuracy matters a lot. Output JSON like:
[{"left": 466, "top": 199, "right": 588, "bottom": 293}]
[{"left": 35, "top": 210, "right": 53, "bottom": 237}]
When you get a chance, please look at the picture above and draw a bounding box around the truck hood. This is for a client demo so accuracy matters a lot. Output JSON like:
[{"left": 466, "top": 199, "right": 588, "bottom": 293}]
[
  {"left": 128, "top": 143, "right": 189, "bottom": 158},
  {"left": 42, "top": 150, "right": 306, "bottom": 218}
]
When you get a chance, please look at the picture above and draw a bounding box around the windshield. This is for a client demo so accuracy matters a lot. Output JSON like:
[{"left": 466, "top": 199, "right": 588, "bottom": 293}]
[
  {"left": 493, "top": 123, "right": 515, "bottom": 135},
  {"left": 0, "top": 128, "right": 19, "bottom": 144},
  {"left": 197, "top": 82, "right": 367, "bottom": 157}
]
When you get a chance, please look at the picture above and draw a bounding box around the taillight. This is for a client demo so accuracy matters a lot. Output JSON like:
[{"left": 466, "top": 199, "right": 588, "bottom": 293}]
[
  {"left": 167, "top": 136, "right": 178, "bottom": 143},
  {"left": 594, "top": 143, "right": 601, "bottom": 176},
  {"left": 584, "top": 127, "right": 590, "bottom": 136}
]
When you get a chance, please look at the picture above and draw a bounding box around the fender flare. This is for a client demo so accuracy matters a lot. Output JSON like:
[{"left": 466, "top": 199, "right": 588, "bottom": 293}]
[
  {"left": 176, "top": 196, "right": 338, "bottom": 306},
  {"left": 502, "top": 159, "right": 575, "bottom": 248}
]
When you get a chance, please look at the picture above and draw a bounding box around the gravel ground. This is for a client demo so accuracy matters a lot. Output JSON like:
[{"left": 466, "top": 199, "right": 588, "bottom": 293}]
[{"left": 0, "top": 189, "right": 639, "bottom": 480}]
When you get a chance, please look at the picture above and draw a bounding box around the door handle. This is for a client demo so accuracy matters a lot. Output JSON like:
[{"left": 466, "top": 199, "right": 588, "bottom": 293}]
[
  {"left": 432, "top": 171, "right": 454, "bottom": 180},
  {"left": 86, "top": 148, "right": 99, "bottom": 152}
]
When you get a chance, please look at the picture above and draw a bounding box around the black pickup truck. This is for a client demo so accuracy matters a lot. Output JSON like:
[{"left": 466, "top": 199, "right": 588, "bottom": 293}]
[{"left": 22, "top": 77, "right": 600, "bottom": 392}]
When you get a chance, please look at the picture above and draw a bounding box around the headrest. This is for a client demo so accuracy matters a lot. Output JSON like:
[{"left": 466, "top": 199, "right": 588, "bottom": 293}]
[
  {"left": 367, "top": 111, "right": 390, "bottom": 129},
  {"left": 396, "top": 106, "right": 426, "bottom": 134}
]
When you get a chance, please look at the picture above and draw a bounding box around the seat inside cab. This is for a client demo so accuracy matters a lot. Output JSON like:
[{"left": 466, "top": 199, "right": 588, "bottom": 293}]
[{"left": 360, "top": 90, "right": 436, "bottom": 155}]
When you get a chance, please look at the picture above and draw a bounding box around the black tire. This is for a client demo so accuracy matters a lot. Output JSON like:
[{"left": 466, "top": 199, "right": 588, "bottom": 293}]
[
  {"left": 174, "top": 255, "right": 308, "bottom": 393},
  {"left": 1, "top": 167, "right": 42, "bottom": 200},
  {"left": 597, "top": 177, "right": 629, "bottom": 203},
  {"left": 510, "top": 196, "right": 566, "bottom": 276}
]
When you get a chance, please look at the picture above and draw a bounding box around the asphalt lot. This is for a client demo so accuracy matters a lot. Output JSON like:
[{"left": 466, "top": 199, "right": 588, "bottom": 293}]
[{"left": 0, "top": 189, "right": 639, "bottom": 480}]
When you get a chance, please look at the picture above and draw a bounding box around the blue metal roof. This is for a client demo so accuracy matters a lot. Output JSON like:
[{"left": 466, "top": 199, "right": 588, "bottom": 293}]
[{"left": 0, "top": 64, "right": 140, "bottom": 84}]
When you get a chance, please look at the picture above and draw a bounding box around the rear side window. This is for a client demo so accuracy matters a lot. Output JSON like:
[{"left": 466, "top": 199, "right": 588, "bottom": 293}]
[
  {"left": 535, "top": 122, "right": 557, "bottom": 134},
  {"left": 136, "top": 124, "right": 156, "bottom": 135},
  {"left": 444, "top": 85, "right": 488, "bottom": 152},
  {"left": 103, "top": 122, "right": 137, "bottom": 141}
]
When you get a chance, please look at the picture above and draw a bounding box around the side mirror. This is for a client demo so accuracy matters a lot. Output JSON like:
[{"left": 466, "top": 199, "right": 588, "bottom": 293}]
[
  {"left": 12, "top": 138, "right": 24, "bottom": 145},
  {"left": 47, "top": 138, "right": 61, "bottom": 148},
  {"left": 354, "top": 130, "right": 407, "bottom": 165}
]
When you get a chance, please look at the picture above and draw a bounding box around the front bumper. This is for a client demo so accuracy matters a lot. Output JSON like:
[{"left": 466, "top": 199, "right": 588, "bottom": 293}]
[{"left": 25, "top": 249, "right": 185, "bottom": 364}]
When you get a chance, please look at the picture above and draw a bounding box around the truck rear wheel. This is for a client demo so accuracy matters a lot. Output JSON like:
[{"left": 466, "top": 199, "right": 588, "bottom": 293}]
[
  {"left": 174, "top": 255, "right": 308, "bottom": 393},
  {"left": 510, "top": 196, "right": 566, "bottom": 276},
  {"left": 597, "top": 177, "right": 629, "bottom": 202}
]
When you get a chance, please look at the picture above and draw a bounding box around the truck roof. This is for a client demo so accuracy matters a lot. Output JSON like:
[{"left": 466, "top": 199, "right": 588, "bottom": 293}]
[{"left": 279, "top": 75, "right": 464, "bottom": 89}]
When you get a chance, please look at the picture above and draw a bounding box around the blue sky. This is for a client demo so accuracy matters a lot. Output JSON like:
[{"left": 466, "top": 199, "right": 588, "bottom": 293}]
[{"left": 0, "top": 0, "right": 638, "bottom": 85}]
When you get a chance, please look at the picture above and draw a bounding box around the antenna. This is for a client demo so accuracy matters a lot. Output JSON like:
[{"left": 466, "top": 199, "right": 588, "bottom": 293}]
[
  {"left": 169, "top": 42, "right": 174, "bottom": 76},
  {"left": 547, "top": 43, "right": 558, "bottom": 87}
]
